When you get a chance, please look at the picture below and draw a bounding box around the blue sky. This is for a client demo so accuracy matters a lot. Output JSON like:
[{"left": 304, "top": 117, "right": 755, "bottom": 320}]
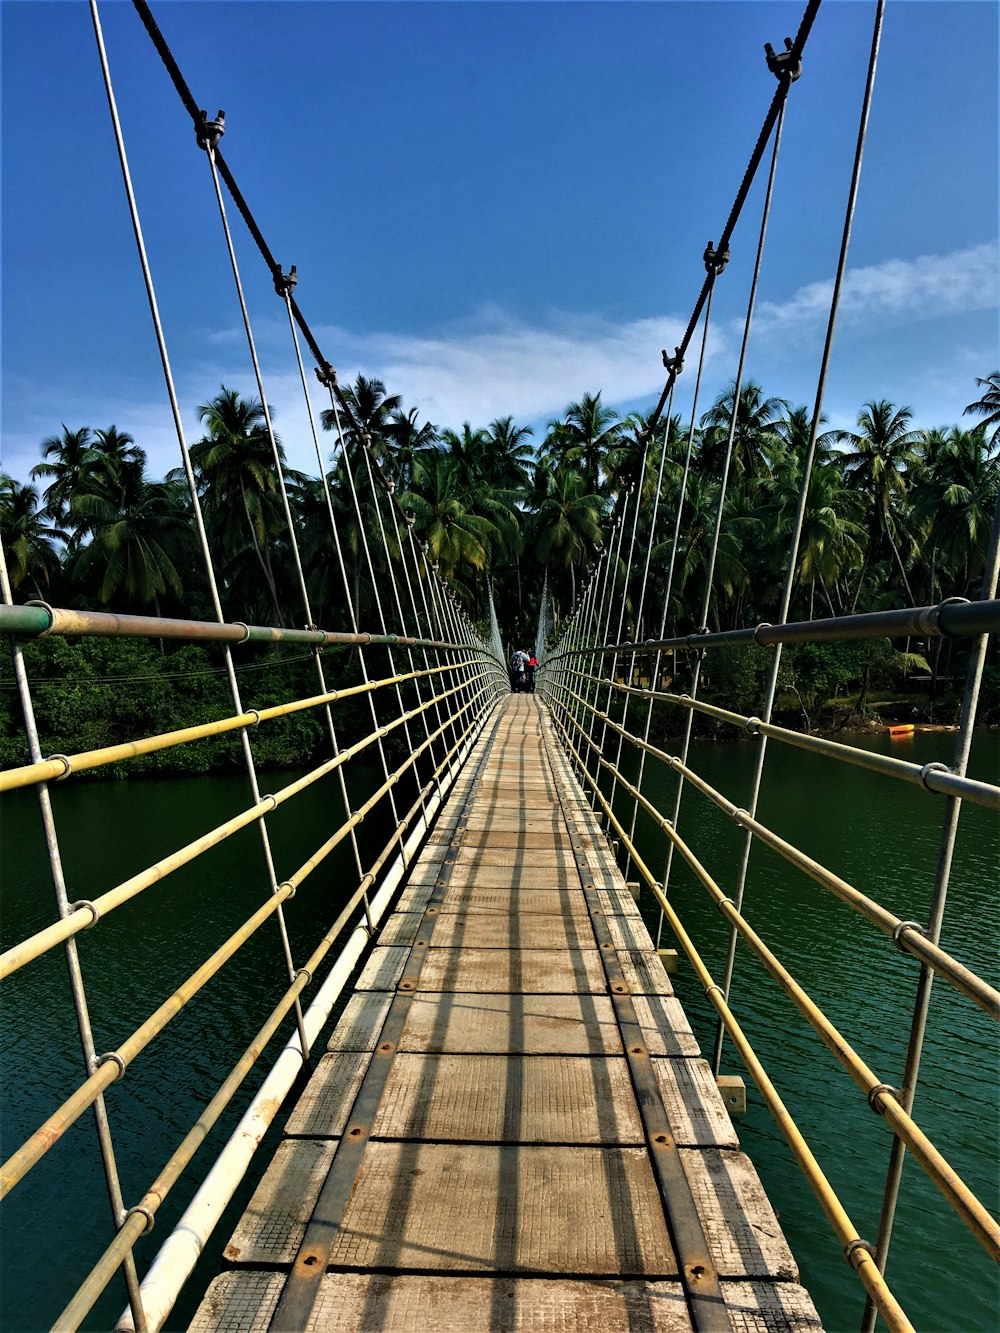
[{"left": 2, "top": 0, "right": 997, "bottom": 485}]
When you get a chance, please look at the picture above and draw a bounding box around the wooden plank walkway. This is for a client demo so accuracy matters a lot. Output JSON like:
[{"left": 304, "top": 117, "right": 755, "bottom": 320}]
[{"left": 191, "top": 696, "right": 822, "bottom": 1332}]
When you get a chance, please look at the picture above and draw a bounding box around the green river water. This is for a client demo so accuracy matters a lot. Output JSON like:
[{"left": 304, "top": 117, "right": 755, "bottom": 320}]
[{"left": 0, "top": 728, "right": 997, "bottom": 1331}]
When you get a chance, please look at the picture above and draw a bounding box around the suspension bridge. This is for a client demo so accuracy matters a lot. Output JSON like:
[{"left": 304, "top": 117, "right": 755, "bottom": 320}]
[{"left": 1, "top": 2, "right": 998, "bottom": 1332}]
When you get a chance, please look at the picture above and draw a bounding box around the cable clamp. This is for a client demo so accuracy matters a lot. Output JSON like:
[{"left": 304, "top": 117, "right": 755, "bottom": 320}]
[
  {"left": 866, "top": 1083, "right": 901, "bottom": 1116},
  {"left": 703, "top": 240, "right": 730, "bottom": 275},
  {"left": 294, "top": 967, "right": 313, "bottom": 985},
  {"left": 753, "top": 622, "right": 774, "bottom": 646},
  {"left": 24, "top": 599, "right": 56, "bottom": 637},
  {"left": 232, "top": 621, "right": 252, "bottom": 644},
  {"left": 314, "top": 361, "right": 338, "bottom": 389},
  {"left": 843, "top": 1237, "right": 876, "bottom": 1267},
  {"left": 731, "top": 807, "right": 751, "bottom": 828},
  {"left": 245, "top": 709, "right": 261, "bottom": 727},
  {"left": 196, "top": 108, "right": 225, "bottom": 151},
  {"left": 46, "top": 753, "right": 73, "bottom": 781},
  {"left": 932, "top": 595, "right": 971, "bottom": 637},
  {"left": 891, "top": 919, "right": 928, "bottom": 953},
  {"left": 704, "top": 983, "right": 724, "bottom": 1002},
  {"left": 716, "top": 896, "right": 735, "bottom": 914},
  {"left": 662, "top": 346, "right": 684, "bottom": 375},
  {"left": 917, "top": 760, "right": 949, "bottom": 793},
  {"left": 764, "top": 37, "right": 802, "bottom": 83},
  {"left": 277, "top": 880, "right": 296, "bottom": 900},
  {"left": 743, "top": 716, "right": 762, "bottom": 735},
  {"left": 70, "top": 899, "right": 101, "bottom": 930},
  {"left": 273, "top": 264, "right": 298, "bottom": 297},
  {"left": 124, "top": 1205, "right": 155, "bottom": 1236},
  {"left": 98, "top": 1052, "right": 127, "bottom": 1082}
]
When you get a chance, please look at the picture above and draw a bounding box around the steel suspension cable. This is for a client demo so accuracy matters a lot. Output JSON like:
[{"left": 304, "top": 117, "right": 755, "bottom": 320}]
[
  {"left": 276, "top": 277, "right": 380, "bottom": 902},
  {"left": 204, "top": 141, "right": 383, "bottom": 942},
  {"left": 635, "top": 86, "right": 786, "bottom": 903},
  {"left": 0, "top": 531, "right": 147, "bottom": 1330},
  {"left": 647, "top": 272, "right": 720, "bottom": 945},
  {"left": 711, "top": 0, "right": 886, "bottom": 1077},
  {"left": 320, "top": 384, "right": 404, "bottom": 829},
  {"left": 862, "top": 491, "right": 1000, "bottom": 1331}
]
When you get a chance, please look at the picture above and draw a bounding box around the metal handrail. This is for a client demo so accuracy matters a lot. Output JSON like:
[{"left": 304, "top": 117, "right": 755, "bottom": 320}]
[
  {"left": 51, "top": 701, "right": 493, "bottom": 1331},
  {"left": 0, "top": 662, "right": 465, "bottom": 793},
  {"left": 0, "top": 671, "right": 491, "bottom": 979},
  {"left": 549, "top": 676, "right": 999, "bottom": 1016},
  {"left": 572, "top": 669, "right": 1000, "bottom": 812}
]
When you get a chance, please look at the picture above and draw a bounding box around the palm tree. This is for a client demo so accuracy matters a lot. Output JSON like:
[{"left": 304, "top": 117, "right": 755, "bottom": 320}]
[
  {"left": 699, "top": 380, "right": 790, "bottom": 479},
  {"left": 322, "top": 374, "right": 402, "bottom": 472},
  {"left": 72, "top": 473, "right": 187, "bottom": 611},
  {"left": 544, "top": 392, "right": 622, "bottom": 493},
  {"left": 189, "top": 386, "right": 286, "bottom": 623},
  {"left": 386, "top": 407, "right": 437, "bottom": 490},
  {"left": 482, "top": 417, "right": 535, "bottom": 491},
  {"left": 912, "top": 426, "right": 1000, "bottom": 597},
  {"left": 31, "top": 425, "right": 98, "bottom": 532},
  {"left": 0, "top": 475, "right": 68, "bottom": 597},
  {"left": 532, "top": 468, "right": 603, "bottom": 609},
  {"left": 440, "top": 423, "right": 490, "bottom": 491},
  {"left": 402, "top": 452, "right": 500, "bottom": 583},
  {"left": 836, "top": 400, "right": 922, "bottom": 609},
  {"left": 963, "top": 372, "right": 1000, "bottom": 448}
]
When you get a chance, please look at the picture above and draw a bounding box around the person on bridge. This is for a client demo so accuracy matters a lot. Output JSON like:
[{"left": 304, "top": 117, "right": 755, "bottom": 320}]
[
  {"left": 526, "top": 653, "right": 538, "bottom": 693},
  {"left": 510, "top": 648, "right": 528, "bottom": 693}
]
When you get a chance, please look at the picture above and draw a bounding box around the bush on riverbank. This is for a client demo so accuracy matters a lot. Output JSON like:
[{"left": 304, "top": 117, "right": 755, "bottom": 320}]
[{"left": 0, "top": 636, "right": 366, "bottom": 778}]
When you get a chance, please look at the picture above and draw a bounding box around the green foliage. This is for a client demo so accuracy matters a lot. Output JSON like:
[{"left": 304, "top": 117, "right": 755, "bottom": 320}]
[{"left": 0, "top": 638, "right": 331, "bottom": 777}]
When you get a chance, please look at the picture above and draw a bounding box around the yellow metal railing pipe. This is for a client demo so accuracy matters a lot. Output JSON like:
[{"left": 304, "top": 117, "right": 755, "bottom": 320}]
[
  {"left": 545, "top": 708, "right": 915, "bottom": 1333},
  {"left": 0, "top": 673, "right": 486, "bottom": 981},
  {"left": 549, "top": 701, "right": 1000, "bottom": 1260},
  {"left": 0, "top": 662, "right": 464, "bottom": 793},
  {"left": 551, "top": 678, "right": 1000, "bottom": 1018},
  {"left": 2, "top": 684, "right": 496, "bottom": 1200},
  {"left": 558, "top": 665, "right": 1000, "bottom": 812},
  {"left": 51, "top": 703, "right": 492, "bottom": 1332},
  {"left": 0, "top": 884, "right": 293, "bottom": 1200}
]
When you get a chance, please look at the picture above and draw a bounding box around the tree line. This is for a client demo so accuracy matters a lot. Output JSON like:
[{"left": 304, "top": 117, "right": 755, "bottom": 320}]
[{"left": 3, "top": 372, "right": 997, "bottom": 642}]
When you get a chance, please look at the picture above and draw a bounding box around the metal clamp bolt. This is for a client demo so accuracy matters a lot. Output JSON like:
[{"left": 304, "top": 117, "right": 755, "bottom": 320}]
[
  {"left": 125, "top": 1205, "right": 155, "bottom": 1236},
  {"left": 661, "top": 346, "right": 684, "bottom": 375},
  {"left": 196, "top": 108, "right": 225, "bottom": 151},
  {"left": 891, "top": 919, "right": 927, "bottom": 953},
  {"left": 703, "top": 240, "right": 730, "bottom": 274},
  {"left": 277, "top": 880, "right": 296, "bottom": 900},
  {"left": 24, "top": 599, "right": 56, "bottom": 637},
  {"left": 244, "top": 709, "right": 261, "bottom": 727},
  {"left": 764, "top": 37, "right": 802, "bottom": 83},
  {"left": 273, "top": 264, "right": 298, "bottom": 298},
  {"left": 716, "top": 896, "right": 736, "bottom": 914},
  {"left": 753, "top": 622, "right": 774, "bottom": 646},
  {"left": 98, "top": 1052, "right": 127, "bottom": 1082},
  {"left": 232, "top": 621, "right": 252, "bottom": 644},
  {"left": 294, "top": 967, "right": 313, "bottom": 985},
  {"left": 843, "top": 1237, "right": 876, "bottom": 1266},
  {"left": 917, "top": 761, "right": 950, "bottom": 793},
  {"left": 866, "top": 1083, "right": 901, "bottom": 1116},
  {"left": 70, "top": 899, "right": 101, "bottom": 930},
  {"left": 46, "top": 753, "right": 73, "bottom": 781}
]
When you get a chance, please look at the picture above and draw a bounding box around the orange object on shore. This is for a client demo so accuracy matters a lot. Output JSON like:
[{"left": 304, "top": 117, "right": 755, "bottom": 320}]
[{"left": 888, "top": 724, "right": 915, "bottom": 738}]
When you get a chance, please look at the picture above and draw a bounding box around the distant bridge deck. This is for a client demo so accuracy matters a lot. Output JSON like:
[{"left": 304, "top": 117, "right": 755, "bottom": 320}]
[{"left": 191, "top": 696, "right": 821, "bottom": 1332}]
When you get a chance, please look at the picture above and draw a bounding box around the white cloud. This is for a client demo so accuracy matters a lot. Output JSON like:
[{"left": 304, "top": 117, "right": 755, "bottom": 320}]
[
  {"left": 5, "top": 244, "right": 995, "bottom": 485},
  {"left": 315, "top": 308, "right": 699, "bottom": 432},
  {"left": 752, "top": 242, "right": 998, "bottom": 341}
]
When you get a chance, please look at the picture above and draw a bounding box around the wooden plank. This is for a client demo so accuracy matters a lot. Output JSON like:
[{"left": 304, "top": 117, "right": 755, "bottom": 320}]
[
  {"left": 193, "top": 1272, "right": 824, "bottom": 1332},
  {"left": 196, "top": 695, "right": 822, "bottom": 1333}
]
